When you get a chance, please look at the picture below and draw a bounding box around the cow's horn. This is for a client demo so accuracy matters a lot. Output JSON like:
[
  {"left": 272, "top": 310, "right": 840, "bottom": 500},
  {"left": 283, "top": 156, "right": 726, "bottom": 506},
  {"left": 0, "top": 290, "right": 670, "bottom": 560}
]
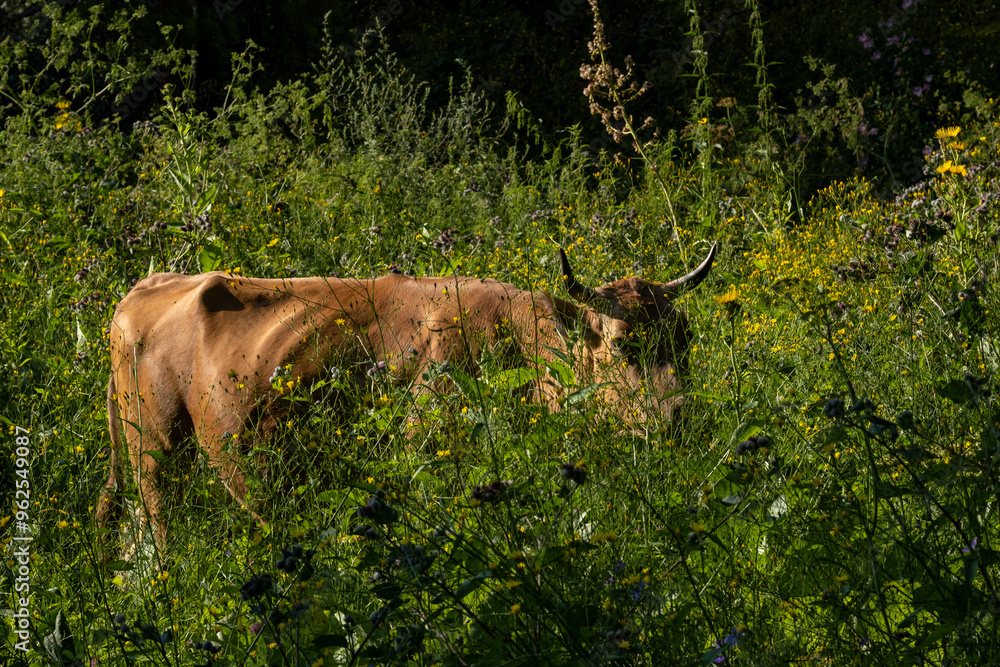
[
  {"left": 559, "top": 248, "right": 602, "bottom": 306},
  {"left": 664, "top": 243, "right": 716, "bottom": 293}
]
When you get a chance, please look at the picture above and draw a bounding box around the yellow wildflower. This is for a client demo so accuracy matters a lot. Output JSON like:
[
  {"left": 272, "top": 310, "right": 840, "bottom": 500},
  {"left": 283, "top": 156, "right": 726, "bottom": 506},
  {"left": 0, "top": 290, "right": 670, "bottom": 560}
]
[{"left": 934, "top": 126, "right": 961, "bottom": 139}]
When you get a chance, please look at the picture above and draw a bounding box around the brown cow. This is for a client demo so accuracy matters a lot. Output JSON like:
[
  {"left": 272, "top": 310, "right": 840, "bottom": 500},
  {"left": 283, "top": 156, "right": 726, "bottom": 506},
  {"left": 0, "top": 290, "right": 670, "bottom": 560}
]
[{"left": 96, "top": 245, "right": 714, "bottom": 553}]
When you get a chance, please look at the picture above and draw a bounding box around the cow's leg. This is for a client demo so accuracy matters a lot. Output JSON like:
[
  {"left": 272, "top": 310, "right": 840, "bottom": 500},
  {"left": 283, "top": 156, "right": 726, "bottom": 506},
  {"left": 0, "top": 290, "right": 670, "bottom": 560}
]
[
  {"left": 120, "top": 400, "right": 173, "bottom": 561},
  {"left": 213, "top": 444, "right": 268, "bottom": 529},
  {"left": 196, "top": 392, "right": 270, "bottom": 530},
  {"left": 135, "top": 450, "right": 167, "bottom": 557}
]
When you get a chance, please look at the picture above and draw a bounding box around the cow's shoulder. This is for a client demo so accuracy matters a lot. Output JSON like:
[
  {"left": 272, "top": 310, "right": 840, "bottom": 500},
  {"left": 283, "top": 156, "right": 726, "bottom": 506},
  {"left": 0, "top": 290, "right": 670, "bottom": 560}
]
[
  {"left": 113, "top": 271, "right": 202, "bottom": 324},
  {"left": 126, "top": 271, "right": 227, "bottom": 296},
  {"left": 118, "top": 271, "right": 241, "bottom": 316}
]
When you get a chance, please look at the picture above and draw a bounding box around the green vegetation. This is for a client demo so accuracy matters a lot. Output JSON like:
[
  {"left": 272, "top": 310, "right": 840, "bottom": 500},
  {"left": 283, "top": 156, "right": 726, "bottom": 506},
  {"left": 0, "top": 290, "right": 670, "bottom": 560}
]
[{"left": 2, "top": 1, "right": 1000, "bottom": 665}]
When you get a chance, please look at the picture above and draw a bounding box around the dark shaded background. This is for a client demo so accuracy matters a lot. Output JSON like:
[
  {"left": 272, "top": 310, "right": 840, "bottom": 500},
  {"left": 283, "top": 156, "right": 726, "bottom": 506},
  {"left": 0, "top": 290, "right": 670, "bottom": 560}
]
[{"left": 3, "top": 0, "right": 998, "bottom": 190}]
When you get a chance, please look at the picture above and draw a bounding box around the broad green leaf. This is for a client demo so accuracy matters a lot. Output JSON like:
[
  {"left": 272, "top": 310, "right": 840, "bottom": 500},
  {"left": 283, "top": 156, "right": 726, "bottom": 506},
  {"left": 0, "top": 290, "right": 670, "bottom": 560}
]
[
  {"left": 454, "top": 572, "right": 489, "bottom": 601},
  {"left": 768, "top": 495, "right": 788, "bottom": 519},
  {"left": 913, "top": 624, "right": 958, "bottom": 651},
  {"left": 729, "top": 419, "right": 764, "bottom": 446},
  {"left": 564, "top": 382, "right": 609, "bottom": 407},
  {"left": 545, "top": 358, "right": 575, "bottom": 387},
  {"left": 199, "top": 241, "right": 224, "bottom": 272},
  {"left": 488, "top": 367, "right": 538, "bottom": 391},
  {"left": 445, "top": 366, "right": 485, "bottom": 398},
  {"left": 936, "top": 379, "right": 971, "bottom": 404},
  {"left": 146, "top": 450, "right": 169, "bottom": 464}
]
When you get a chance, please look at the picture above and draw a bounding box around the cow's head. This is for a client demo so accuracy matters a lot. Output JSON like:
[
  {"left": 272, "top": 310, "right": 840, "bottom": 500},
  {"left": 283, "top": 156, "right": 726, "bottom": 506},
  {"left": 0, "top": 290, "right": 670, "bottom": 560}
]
[{"left": 558, "top": 244, "right": 716, "bottom": 423}]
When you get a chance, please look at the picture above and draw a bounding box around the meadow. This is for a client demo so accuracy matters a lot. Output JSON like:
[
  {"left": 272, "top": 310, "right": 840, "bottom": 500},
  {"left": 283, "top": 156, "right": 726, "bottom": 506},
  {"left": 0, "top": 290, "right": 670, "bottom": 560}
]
[{"left": 2, "top": 1, "right": 1000, "bottom": 665}]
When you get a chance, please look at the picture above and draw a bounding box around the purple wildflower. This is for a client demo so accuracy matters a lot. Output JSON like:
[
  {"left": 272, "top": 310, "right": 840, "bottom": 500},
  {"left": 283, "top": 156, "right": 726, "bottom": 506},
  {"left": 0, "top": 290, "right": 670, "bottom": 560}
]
[
  {"left": 711, "top": 628, "right": 744, "bottom": 664},
  {"left": 872, "top": 51, "right": 882, "bottom": 61},
  {"left": 922, "top": 47, "right": 931, "bottom": 55},
  {"left": 912, "top": 87, "right": 923, "bottom": 97},
  {"left": 630, "top": 580, "right": 647, "bottom": 601},
  {"left": 859, "top": 33, "right": 874, "bottom": 49},
  {"left": 962, "top": 537, "right": 979, "bottom": 554}
]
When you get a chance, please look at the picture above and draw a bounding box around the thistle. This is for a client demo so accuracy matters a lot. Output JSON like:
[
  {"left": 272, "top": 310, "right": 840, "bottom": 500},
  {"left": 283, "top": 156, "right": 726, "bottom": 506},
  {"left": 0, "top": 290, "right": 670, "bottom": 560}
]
[{"left": 580, "top": 0, "right": 682, "bottom": 249}]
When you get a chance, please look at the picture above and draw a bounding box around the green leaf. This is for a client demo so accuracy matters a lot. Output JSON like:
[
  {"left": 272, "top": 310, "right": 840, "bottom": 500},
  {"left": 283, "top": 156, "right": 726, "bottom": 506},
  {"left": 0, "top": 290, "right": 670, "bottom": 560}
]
[
  {"left": 702, "top": 645, "right": 726, "bottom": 667},
  {"left": 372, "top": 583, "right": 401, "bottom": 600},
  {"left": 42, "top": 610, "right": 77, "bottom": 667},
  {"left": 541, "top": 347, "right": 570, "bottom": 364},
  {"left": 724, "top": 465, "right": 751, "bottom": 486},
  {"left": 964, "top": 551, "right": 981, "bottom": 585},
  {"left": 315, "top": 489, "right": 347, "bottom": 503},
  {"left": 1, "top": 271, "right": 25, "bottom": 285},
  {"left": 824, "top": 424, "right": 848, "bottom": 444},
  {"left": 564, "top": 603, "right": 600, "bottom": 641},
  {"left": 729, "top": 419, "right": 764, "bottom": 446},
  {"left": 769, "top": 495, "right": 788, "bottom": 519},
  {"left": 936, "top": 379, "right": 971, "bottom": 404},
  {"left": 454, "top": 572, "right": 489, "bottom": 601},
  {"left": 199, "top": 241, "right": 224, "bottom": 272},
  {"left": 867, "top": 416, "right": 898, "bottom": 439},
  {"left": 445, "top": 366, "right": 485, "bottom": 398},
  {"left": 488, "top": 367, "right": 538, "bottom": 391},
  {"left": 470, "top": 422, "right": 484, "bottom": 441},
  {"left": 195, "top": 186, "right": 217, "bottom": 215},
  {"left": 102, "top": 560, "right": 135, "bottom": 572},
  {"left": 544, "top": 358, "right": 575, "bottom": 387},
  {"left": 75, "top": 319, "right": 87, "bottom": 358},
  {"left": 564, "top": 382, "right": 609, "bottom": 407},
  {"left": 912, "top": 624, "right": 958, "bottom": 651},
  {"left": 146, "top": 450, "right": 169, "bottom": 464}
]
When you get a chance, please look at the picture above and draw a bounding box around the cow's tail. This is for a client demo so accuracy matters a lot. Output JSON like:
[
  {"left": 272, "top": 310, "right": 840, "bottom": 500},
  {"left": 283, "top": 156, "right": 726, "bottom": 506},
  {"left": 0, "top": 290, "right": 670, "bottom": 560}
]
[{"left": 95, "top": 373, "right": 124, "bottom": 552}]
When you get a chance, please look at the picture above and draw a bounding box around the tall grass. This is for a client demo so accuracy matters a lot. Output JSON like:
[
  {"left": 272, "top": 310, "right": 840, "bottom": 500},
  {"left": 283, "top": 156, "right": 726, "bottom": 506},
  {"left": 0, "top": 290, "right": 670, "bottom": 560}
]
[{"left": 2, "top": 2, "right": 1000, "bottom": 665}]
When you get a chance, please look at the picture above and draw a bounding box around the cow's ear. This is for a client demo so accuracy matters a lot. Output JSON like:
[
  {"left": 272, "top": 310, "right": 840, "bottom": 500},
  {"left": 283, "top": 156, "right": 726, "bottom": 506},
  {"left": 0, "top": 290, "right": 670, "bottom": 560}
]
[{"left": 578, "top": 310, "right": 608, "bottom": 348}]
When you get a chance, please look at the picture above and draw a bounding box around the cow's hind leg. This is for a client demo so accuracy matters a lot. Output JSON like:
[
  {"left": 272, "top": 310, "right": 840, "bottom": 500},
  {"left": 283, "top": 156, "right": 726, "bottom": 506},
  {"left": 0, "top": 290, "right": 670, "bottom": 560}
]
[{"left": 214, "top": 445, "right": 268, "bottom": 529}]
